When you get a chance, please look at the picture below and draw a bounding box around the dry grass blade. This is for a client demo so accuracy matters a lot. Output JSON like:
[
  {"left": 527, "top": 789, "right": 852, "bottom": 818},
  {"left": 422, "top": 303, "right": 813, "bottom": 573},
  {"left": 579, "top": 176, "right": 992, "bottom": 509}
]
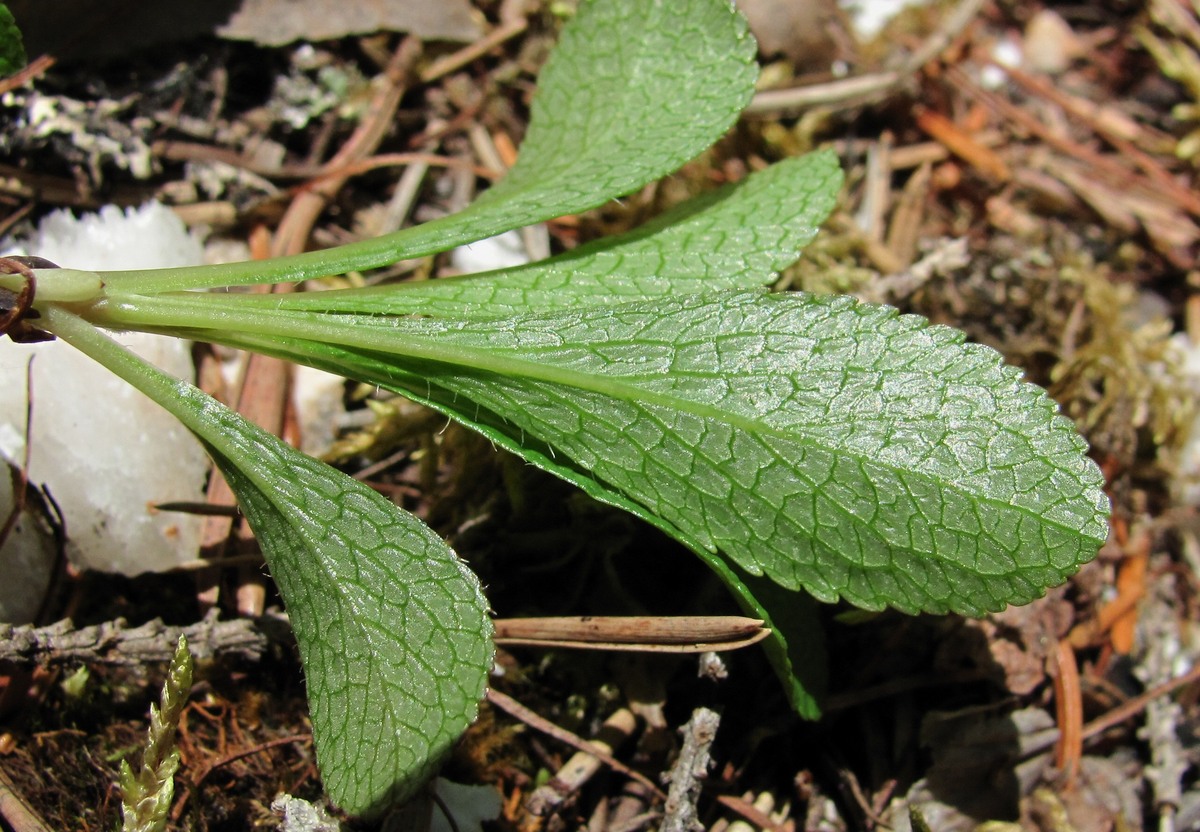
[
  {"left": 0, "top": 766, "right": 54, "bottom": 832},
  {"left": 1053, "top": 640, "right": 1083, "bottom": 786},
  {"left": 492, "top": 616, "right": 769, "bottom": 652}
]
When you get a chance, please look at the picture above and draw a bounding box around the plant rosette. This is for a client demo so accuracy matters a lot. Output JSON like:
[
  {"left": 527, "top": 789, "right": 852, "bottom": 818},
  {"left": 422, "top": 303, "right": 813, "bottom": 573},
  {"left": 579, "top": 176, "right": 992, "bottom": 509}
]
[{"left": 0, "top": 0, "right": 1109, "bottom": 816}]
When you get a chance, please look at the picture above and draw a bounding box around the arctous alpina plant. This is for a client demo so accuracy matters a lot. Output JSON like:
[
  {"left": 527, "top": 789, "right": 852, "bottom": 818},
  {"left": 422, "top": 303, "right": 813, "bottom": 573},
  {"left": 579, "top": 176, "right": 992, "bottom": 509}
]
[{"left": 0, "top": 0, "right": 1109, "bottom": 816}]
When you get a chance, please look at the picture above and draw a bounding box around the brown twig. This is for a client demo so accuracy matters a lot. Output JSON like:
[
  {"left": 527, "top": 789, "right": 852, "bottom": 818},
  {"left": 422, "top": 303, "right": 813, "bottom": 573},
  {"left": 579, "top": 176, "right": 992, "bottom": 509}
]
[
  {"left": 914, "top": 106, "right": 1011, "bottom": 181},
  {"left": 187, "top": 733, "right": 313, "bottom": 789},
  {"left": 227, "top": 237, "right": 291, "bottom": 617},
  {"left": 1053, "top": 640, "right": 1083, "bottom": 786},
  {"left": 485, "top": 688, "right": 665, "bottom": 800},
  {"left": 0, "top": 162, "right": 155, "bottom": 208},
  {"left": 0, "top": 202, "right": 34, "bottom": 240},
  {"left": 0, "top": 54, "right": 56, "bottom": 96},
  {"left": 171, "top": 733, "right": 313, "bottom": 822},
  {"left": 1110, "top": 524, "right": 1151, "bottom": 655},
  {"left": 746, "top": 72, "right": 905, "bottom": 116},
  {"left": 153, "top": 141, "right": 496, "bottom": 183},
  {"left": 1082, "top": 662, "right": 1200, "bottom": 743},
  {"left": 1017, "top": 654, "right": 1200, "bottom": 763},
  {"left": 194, "top": 226, "right": 285, "bottom": 617},
  {"left": 714, "top": 794, "right": 792, "bottom": 832},
  {"left": 295, "top": 152, "right": 501, "bottom": 188},
  {"left": 745, "top": 0, "right": 987, "bottom": 115},
  {"left": 419, "top": 17, "right": 529, "bottom": 84},
  {"left": 1023, "top": 86, "right": 1195, "bottom": 220},
  {"left": 273, "top": 36, "right": 422, "bottom": 258},
  {"left": 944, "top": 65, "right": 1200, "bottom": 219},
  {"left": 525, "top": 706, "right": 641, "bottom": 817}
]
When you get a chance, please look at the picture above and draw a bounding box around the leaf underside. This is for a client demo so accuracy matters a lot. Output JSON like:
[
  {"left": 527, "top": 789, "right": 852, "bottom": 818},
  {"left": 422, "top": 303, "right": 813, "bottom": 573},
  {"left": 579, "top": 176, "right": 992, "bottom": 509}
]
[
  {"left": 93, "top": 0, "right": 758, "bottom": 293},
  {"left": 238, "top": 151, "right": 843, "bottom": 319},
  {"left": 114, "top": 149, "right": 849, "bottom": 715},
  {"left": 397, "top": 292, "right": 1108, "bottom": 616},
  {"left": 65, "top": 0, "right": 1110, "bottom": 739},
  {"left": 45, "top": 309, "right": 493, "bottom": 817},
  {"left": 154, "top": 290, "right": 1109, "bottom": 618},
  {"left": 203, "top": 429, "right": 493, "bottom": 815}
]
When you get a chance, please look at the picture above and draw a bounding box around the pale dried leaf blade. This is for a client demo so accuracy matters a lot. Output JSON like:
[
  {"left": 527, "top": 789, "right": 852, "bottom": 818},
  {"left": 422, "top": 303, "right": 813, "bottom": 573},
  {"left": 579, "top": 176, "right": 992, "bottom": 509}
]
[{"left": 217, "top": 0, "right": 483, "bottom": 46}]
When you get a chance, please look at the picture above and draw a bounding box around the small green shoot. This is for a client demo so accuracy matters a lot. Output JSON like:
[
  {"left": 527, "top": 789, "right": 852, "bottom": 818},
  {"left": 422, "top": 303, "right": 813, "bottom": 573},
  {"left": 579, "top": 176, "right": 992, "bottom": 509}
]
[
  {"left": 119, "top": 635, "right": 193, "bottom": 832},
  {"left": 2, "top": 0, "right": 1111, "bottom": 816},
  {"left": 0, "top": 4, "right": 25, "bottom": 77}
]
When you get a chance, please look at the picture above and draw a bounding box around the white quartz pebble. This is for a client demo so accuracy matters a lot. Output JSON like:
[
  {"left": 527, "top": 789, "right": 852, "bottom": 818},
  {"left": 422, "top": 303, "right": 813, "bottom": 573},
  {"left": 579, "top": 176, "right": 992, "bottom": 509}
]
[{"left": 0, "top": 203, "right": 210, "bottom": 589}]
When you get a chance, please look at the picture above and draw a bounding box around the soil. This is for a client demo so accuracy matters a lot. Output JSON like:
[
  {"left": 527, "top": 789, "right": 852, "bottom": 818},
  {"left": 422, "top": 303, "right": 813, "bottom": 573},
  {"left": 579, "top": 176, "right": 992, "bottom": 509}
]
[{"left": 2, "top": 1, "right": 1199, "bottom": 831}]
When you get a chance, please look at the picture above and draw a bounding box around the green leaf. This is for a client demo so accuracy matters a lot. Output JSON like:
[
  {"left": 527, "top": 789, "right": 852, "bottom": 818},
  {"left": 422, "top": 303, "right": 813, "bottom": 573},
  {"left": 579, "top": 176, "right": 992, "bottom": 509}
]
[
  {"left": 43, "top": 308, "right": 493, "bottom": 816},
  {"left": 210, "top": 450, "right": 491, "bottom": 815},
  {"left": 462, "top": 0, "right": 757, "bottom": 224},
  {"left": 95, "top": 0, "right": 758, "bottom": 295},
  {"left": 728, "top": 569, "right": 827, "bottom": 714},
  {"left": 373, "top": 290, "right": 1107, "bottom": 616},
  {"left": 238, "top": 152, "right": 843, "bottom": 319},
  {"left": 98, "top": 289, "right": 1109, "bottom": 616},
  {"left": 234, "top": 333, "right": 829, "bottom": 716},
  {"left": 0, "top": 3, "right": 26, "bottom": 76},
  {"left": 98, "top": 322, "right": 828, "bottom": 715}
]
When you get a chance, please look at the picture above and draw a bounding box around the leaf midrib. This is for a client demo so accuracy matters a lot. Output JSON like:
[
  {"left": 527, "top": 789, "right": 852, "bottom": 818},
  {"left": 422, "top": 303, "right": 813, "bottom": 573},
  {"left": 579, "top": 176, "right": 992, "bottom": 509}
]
[
  {"left": 157, "top": 323, "right": 1096, "bottom": 608},
  {"left": 101, "top": 293, "right": 1096, "bottom": 552},
  {"left": 441, "top": 365, "right": 1093, "bottom": 556},
  {"left": 319, "top": 319, "right": 1095, "bottom": 553}
]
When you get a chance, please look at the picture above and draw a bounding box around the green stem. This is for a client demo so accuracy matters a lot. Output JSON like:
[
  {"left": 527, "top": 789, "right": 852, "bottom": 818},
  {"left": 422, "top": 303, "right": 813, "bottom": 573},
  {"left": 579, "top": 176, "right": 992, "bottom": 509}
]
[
  {"left": 77, "top": 291, "right": 781, "bottom": 441},
  {"left": 85, "top": 290, "right": 504, "bottom": 371},
  {"left": 89, "top": 228, "right": 433, "bottom": 295},
  {"left": 80, "top": 291, "right": 630, "bottom": 402},
  {"left": 4, "top": 268, "right": 105, "bottom": 303},
  {"left": 83, "top": 192, "right": 513, "bottom": 295},
  {"left": 39, "top": 306, "right": 246, "bottom": 465}
]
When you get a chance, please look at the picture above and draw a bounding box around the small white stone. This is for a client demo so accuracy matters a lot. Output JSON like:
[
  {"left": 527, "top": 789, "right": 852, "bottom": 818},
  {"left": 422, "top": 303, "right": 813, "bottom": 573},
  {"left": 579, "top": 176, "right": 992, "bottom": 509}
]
[
  {"left": 981, "top": 37, "right": 1023, "bottom": 89},
  {"left": 1, "top": 203, "right": 210, "bottom": 577},
  {"left": 271, "top": 794, "right": 341, "bottom": 832},
  {"left": 839, "top": 0, "right": 933, "bottom": 41},
  {"left": 292, "top": 363, "right": 348, "bottom": 457},
  {"left": 450, "top": 229, "right": 531, "bottom": 274}
]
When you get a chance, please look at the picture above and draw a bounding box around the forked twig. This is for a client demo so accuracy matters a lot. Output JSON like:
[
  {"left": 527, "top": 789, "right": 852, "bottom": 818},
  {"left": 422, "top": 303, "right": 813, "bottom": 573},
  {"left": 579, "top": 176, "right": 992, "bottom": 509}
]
[
  {"left": 660, "top": 707, "right": 721, "bottom": 832},
  {"left": 485, "top": 688, "right": 665, "bottom": 800}
]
